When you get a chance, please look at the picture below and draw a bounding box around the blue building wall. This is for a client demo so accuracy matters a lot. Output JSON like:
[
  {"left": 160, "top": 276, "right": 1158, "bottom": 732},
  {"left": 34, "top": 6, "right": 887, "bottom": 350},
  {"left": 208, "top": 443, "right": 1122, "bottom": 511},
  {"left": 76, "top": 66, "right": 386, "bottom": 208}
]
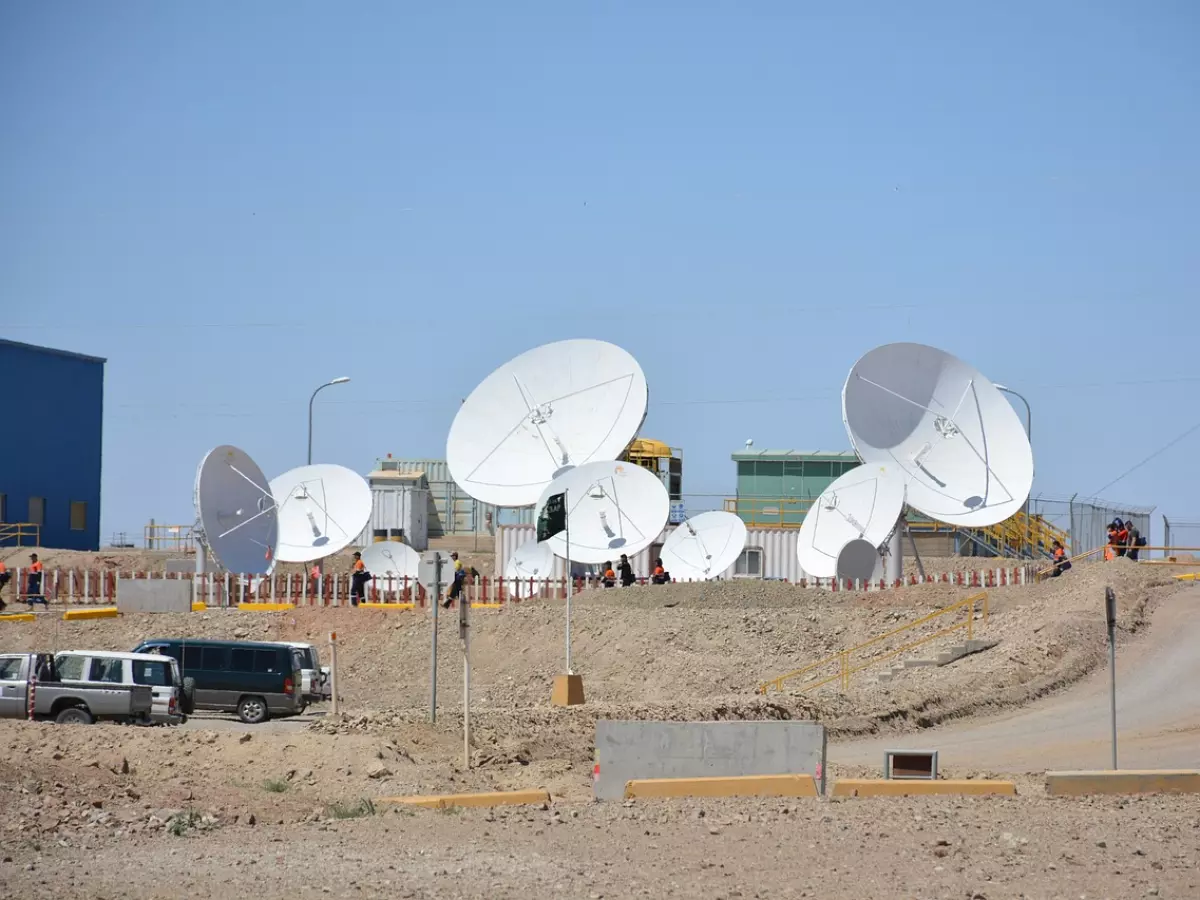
[{"left": 0, "top": 339, "right": 105, "bottom": 551}]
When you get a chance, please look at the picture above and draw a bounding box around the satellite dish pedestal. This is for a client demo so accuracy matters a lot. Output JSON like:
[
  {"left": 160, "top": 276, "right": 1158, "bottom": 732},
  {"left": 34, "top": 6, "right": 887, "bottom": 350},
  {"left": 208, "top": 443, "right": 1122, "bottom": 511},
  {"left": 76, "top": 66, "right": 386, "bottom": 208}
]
[
  {"left": 884, "top": 518, "right": 904, "bottom": 585},
  {"left": 552, "top": 487, "right": 585, "bottom": 707},
  {"left": 194, "top": 525, "right": 208, "bottom": 609}
]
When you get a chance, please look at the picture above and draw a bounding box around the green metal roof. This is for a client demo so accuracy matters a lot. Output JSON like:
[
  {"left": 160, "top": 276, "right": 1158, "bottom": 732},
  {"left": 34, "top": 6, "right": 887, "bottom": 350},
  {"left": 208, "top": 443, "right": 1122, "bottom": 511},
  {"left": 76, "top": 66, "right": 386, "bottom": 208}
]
[{"left": 731, "top": 449, "right": 858, "bottom": 461}]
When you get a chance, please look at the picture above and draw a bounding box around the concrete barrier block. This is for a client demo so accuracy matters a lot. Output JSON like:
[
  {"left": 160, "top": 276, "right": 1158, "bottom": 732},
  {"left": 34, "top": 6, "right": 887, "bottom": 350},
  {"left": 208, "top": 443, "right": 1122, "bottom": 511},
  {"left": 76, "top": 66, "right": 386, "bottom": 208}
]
[
  {"left": 624, "top": 774, "right": 820, "bottom": 800},
  {"left": 1045, "top": 770, "right": 1200, "bottom": 796},
  {"left": 117, "top": 578, "right": 193, "bottom": 614},
  {"left": 62, "top": 606, "right": 119, "bottom": 621},
  {"left": 831, "top": 779, "right": 1017, "bottom": 798},
  {"left": 595, "top": 721, "right": 827, "bottom": 801},
  {"left": 237, "top": 602, "right": 296, "bottom": 612},
  {"left": 0, "top": 613, "right": 37, "bottom": 623},
  {"left": 358, "top": 602, "right": 415, "bottom": 610},
  {"left": 379, "top": 789, "right": 551, "bottom": 809}
]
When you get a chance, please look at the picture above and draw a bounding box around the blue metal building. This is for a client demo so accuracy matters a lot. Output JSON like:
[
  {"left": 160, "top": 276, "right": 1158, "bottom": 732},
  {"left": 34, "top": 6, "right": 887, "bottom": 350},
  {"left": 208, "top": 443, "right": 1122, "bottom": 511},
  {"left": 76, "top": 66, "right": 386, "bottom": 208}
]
[{"left": 0, "top": 338, "right": 105, "bottom": 550}]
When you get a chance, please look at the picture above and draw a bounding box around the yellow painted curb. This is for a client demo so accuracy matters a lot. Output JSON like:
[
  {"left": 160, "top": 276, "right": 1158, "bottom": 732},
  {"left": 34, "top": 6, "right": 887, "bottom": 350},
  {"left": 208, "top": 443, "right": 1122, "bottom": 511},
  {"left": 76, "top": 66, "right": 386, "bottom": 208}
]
[
  {"left": 237, "top": 602, "right": 297, "bottom": 612},
  {"left": 379, "top": 789, "right": 551, "bottom": 810},
  {"left": 192, "top": 602, "right": 208, "bottom": 612},
  {"left": 62, "top": 607, "right": 120, "bottom": 621},
  {"left": 1175, "top": 573, "right": 1198, "bottom": 581},
  {"left": 470, "top": 602, "right": 504, "bottom": 609},
  {"left": 831, "top": 779, "right": 1017, "bottom": 798},
  {"left": 624, "top": 774, "right": 819, "bottom": 800},
  {"left": 359, "top": 602, "right": 415, "bottom": 610},
  {"left": 1046, "top": 770, "right": 1200, "bottom": 797},
  {"left": 0, "top": 613, "right": 37, "bottom": 623}
]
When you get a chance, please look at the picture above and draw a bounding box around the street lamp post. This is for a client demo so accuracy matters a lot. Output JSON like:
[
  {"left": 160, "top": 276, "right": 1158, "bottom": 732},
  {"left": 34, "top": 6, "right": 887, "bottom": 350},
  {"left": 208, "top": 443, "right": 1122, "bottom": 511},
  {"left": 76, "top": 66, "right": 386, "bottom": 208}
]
[
  {"left": 308, "top": 377, "right": 351, "bottom": 465},
  {"left": 307, "top": 377, "right": 350, "bottom": 581},
  {"left": 995, "top": 383, "right": 1032, "bottom": 556}
]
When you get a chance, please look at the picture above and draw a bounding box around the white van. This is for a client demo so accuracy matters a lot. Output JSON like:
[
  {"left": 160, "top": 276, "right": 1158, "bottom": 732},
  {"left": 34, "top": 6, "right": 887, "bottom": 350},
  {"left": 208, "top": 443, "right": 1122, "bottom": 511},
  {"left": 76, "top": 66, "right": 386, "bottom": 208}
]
[
  {"left": 54, "top": 651, "right": 188, "bottom": 726},
  {"left": 267, "top": 642, "right": 331, "bottom": 704}
]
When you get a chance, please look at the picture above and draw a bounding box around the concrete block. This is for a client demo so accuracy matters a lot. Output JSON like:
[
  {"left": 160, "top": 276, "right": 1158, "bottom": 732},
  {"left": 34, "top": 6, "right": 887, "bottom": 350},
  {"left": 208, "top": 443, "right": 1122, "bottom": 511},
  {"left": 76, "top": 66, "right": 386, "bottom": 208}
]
[
  {"left": 358, "top": 602, "right": 416, "bottom": 610},
  {"left": 624, "top": 774, "right": 819, "bottom": 800},
  {"left": 62, "top": 606, "right": 119, "bottom": 621},
  {"left": 831, "top": 779, "right": 1016, "bottom": 798},
  {"left": 1045, "top": 770, "right": 1200, "bottom": 797},
  {"left": 237, "top": 602, "right": 296, "bottom": 612},
  {"left": 595, "top": 721, "right": 827, "bottom": 801},
  {"left": 379, "top": 789, "right": 551, "bottom": 809},
  {"left": 552, "top": 674, "right": 585, "bottom": 706},
  {"left": 116, "top": 578, "right": 193, "bottom": 614},
  {"left": 0, "top": 613, "right": 37, "bottom": 623}
]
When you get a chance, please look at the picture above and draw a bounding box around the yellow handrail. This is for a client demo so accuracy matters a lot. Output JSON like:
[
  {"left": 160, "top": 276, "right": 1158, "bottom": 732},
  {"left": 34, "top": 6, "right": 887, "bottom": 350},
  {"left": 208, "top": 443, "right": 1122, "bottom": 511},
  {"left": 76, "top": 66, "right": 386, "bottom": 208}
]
[
  {"left": 1035, "top": 545, "right": 1200, "bottom": 580},
  {"left": 757, "top": 591, "right": 988, "bottom": 694},
  {"left": 0, "top": 522, "right": 40, "bottom": 547}
]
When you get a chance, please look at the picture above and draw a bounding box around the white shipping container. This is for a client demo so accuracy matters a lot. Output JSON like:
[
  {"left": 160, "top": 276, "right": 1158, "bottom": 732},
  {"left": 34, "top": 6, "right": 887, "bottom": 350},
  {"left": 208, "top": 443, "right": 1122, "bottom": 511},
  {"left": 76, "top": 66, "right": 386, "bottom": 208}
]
[{"left": 355, "top": 478, "right": 430, "bottom": 550}]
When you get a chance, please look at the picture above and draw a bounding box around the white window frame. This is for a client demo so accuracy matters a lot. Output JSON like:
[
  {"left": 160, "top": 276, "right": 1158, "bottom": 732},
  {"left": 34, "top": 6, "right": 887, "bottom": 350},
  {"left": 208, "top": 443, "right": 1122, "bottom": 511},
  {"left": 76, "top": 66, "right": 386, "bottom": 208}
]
[{"left": 734, "top": 547, "right": 764, "bottom": 578}]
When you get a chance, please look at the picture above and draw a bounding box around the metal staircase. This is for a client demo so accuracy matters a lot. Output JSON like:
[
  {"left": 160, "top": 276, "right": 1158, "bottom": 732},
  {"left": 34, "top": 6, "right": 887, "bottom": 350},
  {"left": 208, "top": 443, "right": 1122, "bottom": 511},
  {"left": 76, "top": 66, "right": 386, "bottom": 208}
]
[{"left": 910, "top": 511, "right": 1068, "bottom": 561}]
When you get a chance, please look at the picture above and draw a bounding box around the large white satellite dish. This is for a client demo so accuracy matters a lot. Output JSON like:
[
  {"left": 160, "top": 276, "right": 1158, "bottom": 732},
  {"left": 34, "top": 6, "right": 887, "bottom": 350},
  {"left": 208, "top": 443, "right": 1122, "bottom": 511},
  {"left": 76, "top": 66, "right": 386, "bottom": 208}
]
[
  {"left": 360, "top": 540, "right": 421, "bottom": 581},
  {"left": 505, "top": 538, "right": 556, "bottom": 580},
  {"left": 659, "top": 511, "right": 747, "bottom": 581},
  {"left": 796, "top": 463, "right": 906, "bottom": 579},
  {"left": 842, "top": 342, "right": 1033, "bottom": 528},
  {"left": 269, "top": 464, "right": 372, "bottom": 563},
  {"left": 534, "top": 460, "right": 669, "bottom": 565},
  {"left": 194, "top": 445, "right": 278, "bottom": 576},
  {"left": 446, "top": 339, "right": 649, "bottom": 508}
]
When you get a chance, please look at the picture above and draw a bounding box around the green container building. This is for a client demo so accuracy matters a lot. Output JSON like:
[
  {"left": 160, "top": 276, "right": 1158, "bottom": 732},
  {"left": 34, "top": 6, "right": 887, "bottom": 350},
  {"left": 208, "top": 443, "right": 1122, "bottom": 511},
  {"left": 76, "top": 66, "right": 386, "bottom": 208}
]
[{"left": 731, "top": 449, "right": 860, "bottom": 527}]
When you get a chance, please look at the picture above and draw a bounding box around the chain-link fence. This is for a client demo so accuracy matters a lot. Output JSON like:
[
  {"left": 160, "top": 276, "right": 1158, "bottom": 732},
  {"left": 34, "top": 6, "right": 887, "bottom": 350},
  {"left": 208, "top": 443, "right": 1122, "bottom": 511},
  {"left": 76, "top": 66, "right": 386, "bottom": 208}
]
[
  {"left": 1162, "top": 518, "right": 1200, "bottom": 558},
  {"left": 1028, "top": 495, "right": 1154, "bottom": 557}
]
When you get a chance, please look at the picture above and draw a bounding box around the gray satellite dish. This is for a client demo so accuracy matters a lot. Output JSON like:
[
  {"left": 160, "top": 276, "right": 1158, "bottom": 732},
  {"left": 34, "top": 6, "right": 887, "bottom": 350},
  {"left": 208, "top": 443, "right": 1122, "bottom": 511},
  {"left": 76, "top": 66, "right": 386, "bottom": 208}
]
[{"left": 193, "top": 445, "right": 278, "bottom": 575}]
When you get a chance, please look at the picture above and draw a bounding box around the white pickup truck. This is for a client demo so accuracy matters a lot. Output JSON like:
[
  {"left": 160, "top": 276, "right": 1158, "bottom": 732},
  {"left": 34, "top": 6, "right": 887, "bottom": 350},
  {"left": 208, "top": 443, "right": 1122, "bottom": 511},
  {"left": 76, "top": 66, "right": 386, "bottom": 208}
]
[
  {"left": 54, "top": 650, "right": 191, "bottom": 725},
  {"left": 0, "top": 653, "right": 154, "bottom": 724}
]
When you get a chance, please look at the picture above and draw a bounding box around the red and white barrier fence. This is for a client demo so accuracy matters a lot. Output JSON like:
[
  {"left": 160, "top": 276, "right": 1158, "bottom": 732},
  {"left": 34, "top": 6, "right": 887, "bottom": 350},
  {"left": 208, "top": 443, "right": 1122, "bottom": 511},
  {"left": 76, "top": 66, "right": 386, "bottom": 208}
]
[{"left": 0, "top": 564, "right": 1036, "bottom": 609}]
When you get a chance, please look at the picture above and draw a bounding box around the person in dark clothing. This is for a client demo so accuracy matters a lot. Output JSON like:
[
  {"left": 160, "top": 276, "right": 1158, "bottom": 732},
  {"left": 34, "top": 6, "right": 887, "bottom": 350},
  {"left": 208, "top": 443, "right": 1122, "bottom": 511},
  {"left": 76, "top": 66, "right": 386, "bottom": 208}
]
[
  {"left": 26, "top": 554, "right": 48, "bottom": 608},
  {"left": 1125, "top": 522, "right": 1143, "bottom": 561},
  {"left": 349, "top": 552, "right": 369, "bottom": 606},
  {"left": 442, "top": 552, "right": 466, "bottom": 609},
  {"left": 618, "top": 554, "right": 635, "bottom": 587},
  {"left": 1050, "top": 540, "right": 1071, "bottom": 577},
  {"left": 1114, "top": 519, "right": 1130, "bottom": 557}
]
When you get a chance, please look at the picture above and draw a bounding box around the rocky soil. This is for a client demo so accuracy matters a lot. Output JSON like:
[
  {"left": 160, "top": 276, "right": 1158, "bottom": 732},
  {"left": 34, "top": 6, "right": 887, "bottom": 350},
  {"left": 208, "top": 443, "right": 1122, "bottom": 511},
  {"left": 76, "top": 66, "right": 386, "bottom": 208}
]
[{"left": 0, "top": 557, "right": 1193, "bottom": 898}]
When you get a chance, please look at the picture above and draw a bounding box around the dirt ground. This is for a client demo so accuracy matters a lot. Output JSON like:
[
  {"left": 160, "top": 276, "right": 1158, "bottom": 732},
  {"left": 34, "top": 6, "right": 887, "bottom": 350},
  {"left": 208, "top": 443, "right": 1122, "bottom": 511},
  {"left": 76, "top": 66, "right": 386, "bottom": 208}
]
[{"left": 2, "top": 557, "right": 1197, "bottom": 898}]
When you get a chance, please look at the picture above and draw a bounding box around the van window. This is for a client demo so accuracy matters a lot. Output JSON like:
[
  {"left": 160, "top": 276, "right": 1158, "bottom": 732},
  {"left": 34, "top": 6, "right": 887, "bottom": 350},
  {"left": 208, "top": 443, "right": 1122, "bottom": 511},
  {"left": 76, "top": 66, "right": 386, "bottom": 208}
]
[
  {"left": 201, "top": 647, "right": 226, "bottom": 670},
  {"left": 230, "top": 648, "right": 253, "bottom": 672},
  {"left": 88, "top": 658, "right": 124, "bottom": 683},
  {"left": 56, "top": 656, "right": 86, "bottom": 680},
  {"left": 254, "top": 650, "right": 281, "bottom": 674},
  {"left": 133, "top": 660, "right": 173, "bottom": 687},
  {"left": 183, "top": 646, "right": 201, "bottom": 670}
]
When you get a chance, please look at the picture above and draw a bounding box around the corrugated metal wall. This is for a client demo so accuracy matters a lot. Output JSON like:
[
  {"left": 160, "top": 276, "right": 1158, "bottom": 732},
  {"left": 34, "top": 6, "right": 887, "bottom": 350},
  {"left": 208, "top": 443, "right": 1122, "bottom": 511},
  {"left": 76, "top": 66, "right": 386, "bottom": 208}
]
[
  {"left": 494, "top": 524, "right": 803, "bottom": 581},
  {"left": 377, "top": 457, "right": 533, "bottom": 536},
  {"left": 0, "top": 339, "right": 105, "bottom": 551},
  {"left": 355, "top": 485, "right": 430, "bottom": 550}
]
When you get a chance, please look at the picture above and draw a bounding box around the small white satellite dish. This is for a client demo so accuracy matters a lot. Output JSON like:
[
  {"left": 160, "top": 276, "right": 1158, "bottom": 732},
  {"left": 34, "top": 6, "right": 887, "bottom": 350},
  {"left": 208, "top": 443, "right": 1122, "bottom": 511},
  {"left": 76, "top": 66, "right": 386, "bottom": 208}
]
[
  {"left": 504, "top": 538, "right": 556, "bottom": 580},
  {"left": 659, "top": 511, "right": 747, "bottom": 581},
  {"left": 836, "top": 538, "right": 883, "bottom": 583},
  {"left": 796, "top": 464, "right": 906, "bottom": 579},
  {"left": 194, "top": 445, "right": 278, "bottom": 575},
  {"left": 360, "top": 540, "right": 421, "bottom": 581},
  {"left": 842, "top": 342, "right": 1033, "bottom": 528},
  {"left": 534, "top": 460, "right": 670, "bottom": 565},
  {"left": 269, "top": 464, "right": 373, "bottom": 563},
  {"left": 446, "top": 339, "right": 649, "bottom": 508}
]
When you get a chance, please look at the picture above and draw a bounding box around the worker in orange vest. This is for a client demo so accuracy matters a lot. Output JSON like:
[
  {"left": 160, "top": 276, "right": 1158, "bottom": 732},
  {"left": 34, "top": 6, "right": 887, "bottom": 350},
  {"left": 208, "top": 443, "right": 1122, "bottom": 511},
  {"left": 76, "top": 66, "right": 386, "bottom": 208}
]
[
  {"left": 26, "top": 553, "right": 48, "bottom": 608},
  {"left": 1050, "top": 541, "right": 1071, "bottom": 577}
]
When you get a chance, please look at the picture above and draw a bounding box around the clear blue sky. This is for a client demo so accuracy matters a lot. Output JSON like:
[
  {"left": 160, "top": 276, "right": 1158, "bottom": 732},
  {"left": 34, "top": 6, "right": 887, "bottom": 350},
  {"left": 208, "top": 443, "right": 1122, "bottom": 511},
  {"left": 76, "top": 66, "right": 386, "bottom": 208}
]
[{"left": 3, "top": 2, "right": 1198, "bottom": 542}]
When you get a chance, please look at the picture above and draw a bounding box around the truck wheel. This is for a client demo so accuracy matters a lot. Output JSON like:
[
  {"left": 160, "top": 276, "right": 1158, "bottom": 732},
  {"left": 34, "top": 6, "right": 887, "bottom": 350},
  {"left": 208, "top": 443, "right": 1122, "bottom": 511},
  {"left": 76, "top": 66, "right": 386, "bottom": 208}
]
[
  {"left": 180, "top": 677, "right": 196, "bottom": 715},
  {"left": 55, "top": 706, "right": 95, "bottom": 726},
  {"left": 236, "top": 696, "right": 268, "bottom": 725}
]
